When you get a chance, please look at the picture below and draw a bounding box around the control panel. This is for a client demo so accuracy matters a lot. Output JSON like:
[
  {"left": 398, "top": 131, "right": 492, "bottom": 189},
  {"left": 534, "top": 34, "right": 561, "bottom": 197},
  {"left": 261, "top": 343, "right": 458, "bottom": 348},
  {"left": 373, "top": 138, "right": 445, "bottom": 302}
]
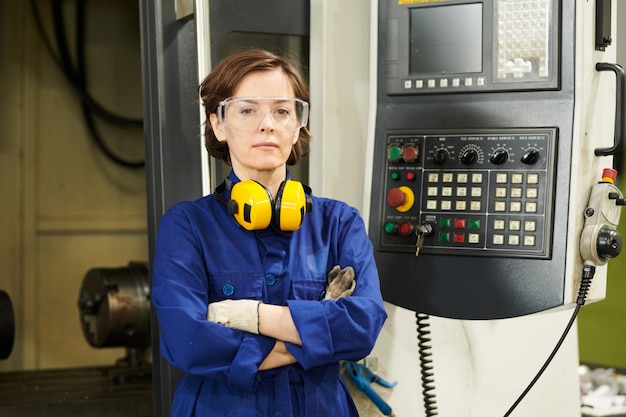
[{"left": 379, "top": 129, "right": 557, "bottom": 258}]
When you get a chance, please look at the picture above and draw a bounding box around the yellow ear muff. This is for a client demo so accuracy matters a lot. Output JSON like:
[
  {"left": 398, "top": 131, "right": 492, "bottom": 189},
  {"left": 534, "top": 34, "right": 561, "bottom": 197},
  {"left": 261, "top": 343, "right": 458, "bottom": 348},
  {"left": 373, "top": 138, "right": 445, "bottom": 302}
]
[
  {"left": 230, "top": 180, "right": 273, "bottom": 230},
  {"left": 274, "top": 180, "right": 308, "bottom": 231}
]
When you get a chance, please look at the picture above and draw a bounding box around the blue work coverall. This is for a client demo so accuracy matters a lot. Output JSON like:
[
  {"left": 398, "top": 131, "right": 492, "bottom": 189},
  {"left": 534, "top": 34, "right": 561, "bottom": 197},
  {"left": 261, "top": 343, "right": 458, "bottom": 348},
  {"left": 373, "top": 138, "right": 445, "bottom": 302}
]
[{"left": 152, "top": 172, "right": 388, "bottom": 416}]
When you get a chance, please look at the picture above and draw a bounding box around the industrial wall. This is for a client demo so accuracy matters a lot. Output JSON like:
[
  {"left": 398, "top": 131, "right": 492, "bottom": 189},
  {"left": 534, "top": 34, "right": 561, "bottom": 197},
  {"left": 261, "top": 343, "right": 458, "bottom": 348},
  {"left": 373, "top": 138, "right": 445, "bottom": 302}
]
[{"left": 0, "top": 0, "right": 147, "bottom": 371}]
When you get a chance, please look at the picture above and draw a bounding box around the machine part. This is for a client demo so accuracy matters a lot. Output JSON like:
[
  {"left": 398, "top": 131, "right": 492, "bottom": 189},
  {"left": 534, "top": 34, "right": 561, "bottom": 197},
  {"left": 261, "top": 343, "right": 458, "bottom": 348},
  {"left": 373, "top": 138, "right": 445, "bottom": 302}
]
[
  {"left": 77, "top": 262, "right": 151, "bottom": 349},
  {"left": 579, "top": 169, "right": 625, "bottom": 266},
  {"left": 416, "top": 313, "right": 438, "bottom": 417},
  {"left": 0, "top": 290, "right": 15, "bottom": 360}
]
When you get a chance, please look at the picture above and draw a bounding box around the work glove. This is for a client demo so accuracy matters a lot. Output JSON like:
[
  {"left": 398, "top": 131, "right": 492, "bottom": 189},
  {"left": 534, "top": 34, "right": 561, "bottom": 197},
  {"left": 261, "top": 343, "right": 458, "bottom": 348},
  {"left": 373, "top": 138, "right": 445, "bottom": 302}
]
[
  {"left": 324, "top": 265, "right": 356, "bottom": 300},
  {"left": 207, "top": 299, "right": 261, "bottom": 334}
]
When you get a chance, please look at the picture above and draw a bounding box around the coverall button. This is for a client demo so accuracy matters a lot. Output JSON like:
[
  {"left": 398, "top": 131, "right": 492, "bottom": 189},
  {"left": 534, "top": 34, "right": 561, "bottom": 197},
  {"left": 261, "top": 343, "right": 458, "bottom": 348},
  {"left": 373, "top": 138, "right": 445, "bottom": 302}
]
[
  {"left": 264, "top": 274, "right": 276, "bottom": 286},
  {"left": 222, "top": 283, "right": 234, "bottom": 296}
]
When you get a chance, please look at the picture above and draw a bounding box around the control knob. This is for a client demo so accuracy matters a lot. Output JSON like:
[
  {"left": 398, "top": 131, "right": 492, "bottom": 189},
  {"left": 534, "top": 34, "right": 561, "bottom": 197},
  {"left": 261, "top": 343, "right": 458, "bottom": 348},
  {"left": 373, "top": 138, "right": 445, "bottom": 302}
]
[
  {"left": 460, "top": 148, "right": 479, "bottom": 165},
  {"left": 433, "top": 148, "right": 448, "bottom": 165},
  {"left": 521, "top": 149, "right": 540, "bottom": 165},
  {"left": 490, "top": 149, "right": 509, "bottom": 165}
]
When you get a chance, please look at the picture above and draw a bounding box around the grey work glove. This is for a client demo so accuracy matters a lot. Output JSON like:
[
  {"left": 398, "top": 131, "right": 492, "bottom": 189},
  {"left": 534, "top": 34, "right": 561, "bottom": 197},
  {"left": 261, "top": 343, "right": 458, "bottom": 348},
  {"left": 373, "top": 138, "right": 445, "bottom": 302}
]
[
  {"left": 324, "top": 265, "right": 356, "bottom": 300},
  {"left": 207, "top": 299, "right": 261, "bottom": 334}
]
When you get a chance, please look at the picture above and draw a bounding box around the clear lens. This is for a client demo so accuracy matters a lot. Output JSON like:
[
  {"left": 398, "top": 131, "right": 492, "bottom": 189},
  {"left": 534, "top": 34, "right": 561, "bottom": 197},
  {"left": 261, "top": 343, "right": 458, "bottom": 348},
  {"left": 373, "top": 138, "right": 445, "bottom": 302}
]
[{"left": 218, "top": 97, "right": 309, "bottom": 133}]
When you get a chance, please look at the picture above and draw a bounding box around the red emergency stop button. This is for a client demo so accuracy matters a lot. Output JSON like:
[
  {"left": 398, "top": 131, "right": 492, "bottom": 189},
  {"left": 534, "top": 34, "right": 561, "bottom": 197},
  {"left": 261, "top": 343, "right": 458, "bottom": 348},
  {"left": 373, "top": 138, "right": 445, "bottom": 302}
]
[
  {"left": 386, "top": 186, "right": 415, "bottom": 212},
  {"left": 387, "top": 188, "right": 406, "bottom": 207}
]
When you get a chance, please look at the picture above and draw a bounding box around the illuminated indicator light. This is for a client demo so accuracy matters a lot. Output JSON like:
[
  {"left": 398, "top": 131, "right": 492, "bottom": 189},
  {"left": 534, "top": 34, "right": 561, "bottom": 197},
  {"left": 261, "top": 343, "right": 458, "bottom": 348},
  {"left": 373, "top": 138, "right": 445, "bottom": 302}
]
[
  {"left": 399, "top": 222, "right": 414, "bottom": 236},
  {"left": 406, "top": 171, "right": 416, "bottom": 181},
  {"left": 388, "top": 146, "right": 402, "bottom": 162},
  {"left": 454, "top": 219, "right": 465, "bottom": 229},
  {"left": 439, "top": 218, "right": 451, "bottom": 228},
  {"left": 453, "top": 233, "right": 465, "bottom": 243},
  {"left": 384, "top": 222, "right": 397, "bottom": 234},
  {"left": 469, "top": 219, "right": 480, "bottom": 229},
  {"left": 468, "top": 233, "right": 480, "bottom": 243},
  {"left": 390, "top": 172, "right": 401, "bottom": 181},
  {"left": 439, "top": 232, "right": 450, "bottom": 243}
]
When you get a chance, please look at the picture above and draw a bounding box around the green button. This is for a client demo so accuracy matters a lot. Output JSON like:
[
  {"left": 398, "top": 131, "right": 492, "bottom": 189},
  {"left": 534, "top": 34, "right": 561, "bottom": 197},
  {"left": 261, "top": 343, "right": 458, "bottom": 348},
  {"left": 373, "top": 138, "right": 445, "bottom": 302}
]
[
  {"left": 390, "top": 172, "right": 401, "bottom": 181},
  {"left": 469, "top": 219, "right": 480, "bottom": 229},
  {"left": 388, "top": 146, "right": 402, "bottom": 162},
  {"left": 439, "top": 232, "right": 450, "bottom": 243},
  {"left": 384, "top": 222, "right": 397, "bottom": 234},
  {"left": 439, "top": 218, "right": 451, "bottom": 228}
]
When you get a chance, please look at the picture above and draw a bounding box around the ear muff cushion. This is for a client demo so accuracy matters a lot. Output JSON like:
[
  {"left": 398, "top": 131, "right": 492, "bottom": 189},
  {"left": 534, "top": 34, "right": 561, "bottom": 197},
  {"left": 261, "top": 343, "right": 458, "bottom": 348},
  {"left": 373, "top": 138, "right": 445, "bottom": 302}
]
[
  {"left": 275, "top": 180, "right": 307, "bottom": 231},
  {"left": 230, "top": 180, "right": 273, "bottom": 230}
]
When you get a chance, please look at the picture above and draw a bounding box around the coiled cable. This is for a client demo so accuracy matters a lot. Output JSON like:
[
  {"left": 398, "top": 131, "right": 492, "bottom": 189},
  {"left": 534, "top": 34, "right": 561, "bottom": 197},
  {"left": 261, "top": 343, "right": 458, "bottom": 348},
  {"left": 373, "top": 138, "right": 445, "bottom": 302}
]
[{"left": 416, "top": 312, "right": 438, "bottom": 416}]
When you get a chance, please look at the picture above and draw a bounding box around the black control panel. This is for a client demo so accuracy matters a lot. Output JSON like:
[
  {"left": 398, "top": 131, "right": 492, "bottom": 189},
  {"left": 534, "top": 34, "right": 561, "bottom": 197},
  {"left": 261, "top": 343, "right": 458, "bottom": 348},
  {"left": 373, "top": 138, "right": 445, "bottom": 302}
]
[{"left": 379, "top": 129, "right": 557, "bottom": 259}]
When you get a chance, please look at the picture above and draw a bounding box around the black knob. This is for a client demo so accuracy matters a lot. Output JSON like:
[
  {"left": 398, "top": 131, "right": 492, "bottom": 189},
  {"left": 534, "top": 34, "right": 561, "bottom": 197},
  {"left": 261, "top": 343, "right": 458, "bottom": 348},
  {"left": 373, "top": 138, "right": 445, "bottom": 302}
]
[
  {"left": 521, "top": 149, "right": 540, "bottom": 165},
  {"left": 597, "top": 225, "right": 622, "bottom": 261},
  {"left": 434, "top": 149, "right": 448, "bottom": 165},
  {"left": 460, "top": 149, "right": 478, "bottom": 165},
  {"left": 490, "top": 149, "right": 509, "bottom": 165}
]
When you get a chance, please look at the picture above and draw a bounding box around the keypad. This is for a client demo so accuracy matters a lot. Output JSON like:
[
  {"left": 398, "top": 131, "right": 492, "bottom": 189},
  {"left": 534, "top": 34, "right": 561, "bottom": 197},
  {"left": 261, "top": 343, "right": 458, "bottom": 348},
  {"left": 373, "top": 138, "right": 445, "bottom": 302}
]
[{"left": 380, "top": 130, "right": 556, "bottom": 258}]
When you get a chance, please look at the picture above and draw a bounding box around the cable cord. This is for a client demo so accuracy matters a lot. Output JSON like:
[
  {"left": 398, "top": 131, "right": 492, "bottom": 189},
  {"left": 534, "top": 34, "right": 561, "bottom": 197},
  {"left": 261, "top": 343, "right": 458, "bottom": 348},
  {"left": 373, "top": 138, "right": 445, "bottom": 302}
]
[
  {"left": 73, "top": 0, "right": 144, "bottom": 168},
  {"left": 32, "top": 0, "right": 144, "bottom": 168},
  {"left": 502, "top": 264, "right": 596, "bottom": 417},
  {"left": 32, "top": 0, "right": 143, "bottom": 127},
  {"left": 416, "top": 312, "right": 438, "bottom": 416}
]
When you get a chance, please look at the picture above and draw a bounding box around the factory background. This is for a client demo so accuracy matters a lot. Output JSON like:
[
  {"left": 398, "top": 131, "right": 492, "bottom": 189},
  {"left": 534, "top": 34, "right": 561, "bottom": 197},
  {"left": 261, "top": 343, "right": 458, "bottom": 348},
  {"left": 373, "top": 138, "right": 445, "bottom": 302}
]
[{"left": 1, "top": 0, "right": 626, "bottom": 416}]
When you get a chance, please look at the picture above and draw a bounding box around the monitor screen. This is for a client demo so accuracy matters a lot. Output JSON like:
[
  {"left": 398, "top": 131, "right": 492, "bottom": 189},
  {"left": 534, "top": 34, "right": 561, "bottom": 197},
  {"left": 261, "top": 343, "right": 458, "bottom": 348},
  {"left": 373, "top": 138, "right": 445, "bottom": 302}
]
[{"left": 409, "top": 3, "right": 483, "bottom": 75}]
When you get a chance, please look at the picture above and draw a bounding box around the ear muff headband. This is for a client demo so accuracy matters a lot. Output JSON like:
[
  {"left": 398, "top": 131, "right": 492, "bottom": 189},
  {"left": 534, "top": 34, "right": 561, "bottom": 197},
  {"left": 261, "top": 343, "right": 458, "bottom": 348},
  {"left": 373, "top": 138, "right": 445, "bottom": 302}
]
[{"left": 216, "top": 179, "right": 312, "bottom": 231}]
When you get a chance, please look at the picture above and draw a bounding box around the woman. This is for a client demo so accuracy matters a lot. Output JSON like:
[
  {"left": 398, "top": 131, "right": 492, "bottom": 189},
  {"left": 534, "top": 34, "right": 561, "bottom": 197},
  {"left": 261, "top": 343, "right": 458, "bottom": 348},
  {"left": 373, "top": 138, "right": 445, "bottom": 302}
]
[{"left": 151, "top": 48, "right": 387, "bottom": 416}]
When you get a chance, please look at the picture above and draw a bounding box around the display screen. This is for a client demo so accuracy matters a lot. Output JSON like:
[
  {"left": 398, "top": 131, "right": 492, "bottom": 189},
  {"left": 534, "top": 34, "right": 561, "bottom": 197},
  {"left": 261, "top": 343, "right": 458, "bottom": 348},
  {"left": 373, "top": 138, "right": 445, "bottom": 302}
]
[{"left": 409, "top": 4, "right": 483, "bottom": 75}]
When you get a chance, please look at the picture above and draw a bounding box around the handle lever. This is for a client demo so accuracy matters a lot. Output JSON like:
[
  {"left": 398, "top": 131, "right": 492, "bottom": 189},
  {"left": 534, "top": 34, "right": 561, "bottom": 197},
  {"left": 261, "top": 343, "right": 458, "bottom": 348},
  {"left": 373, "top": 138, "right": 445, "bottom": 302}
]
[{"left": 594, "top": 63, "right": 625, "bottom": 173}]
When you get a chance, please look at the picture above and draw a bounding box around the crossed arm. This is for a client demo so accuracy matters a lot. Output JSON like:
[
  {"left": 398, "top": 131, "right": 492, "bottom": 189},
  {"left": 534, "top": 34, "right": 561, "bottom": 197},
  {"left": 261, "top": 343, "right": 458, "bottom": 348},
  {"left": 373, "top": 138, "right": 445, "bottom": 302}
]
[{"left": 208, "top": 266, "right": 356, "bottom": 371}]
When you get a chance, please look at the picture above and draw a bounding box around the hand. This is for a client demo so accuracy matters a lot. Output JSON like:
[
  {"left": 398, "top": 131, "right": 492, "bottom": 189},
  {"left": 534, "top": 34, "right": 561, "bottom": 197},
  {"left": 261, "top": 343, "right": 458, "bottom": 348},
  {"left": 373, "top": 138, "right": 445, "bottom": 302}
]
[
  {"left": 207, "top": 299, "right": 260, "bottom": 334},
  {"left": 324, "top": 265, "right": 356, "bottom": 300}
]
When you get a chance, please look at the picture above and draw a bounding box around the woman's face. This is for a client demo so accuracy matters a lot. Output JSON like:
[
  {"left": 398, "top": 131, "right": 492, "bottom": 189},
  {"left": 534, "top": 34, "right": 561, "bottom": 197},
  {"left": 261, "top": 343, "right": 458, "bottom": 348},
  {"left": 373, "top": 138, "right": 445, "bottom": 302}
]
[{"left": 209, "top": 69, "right": 301, "bottom": 182}]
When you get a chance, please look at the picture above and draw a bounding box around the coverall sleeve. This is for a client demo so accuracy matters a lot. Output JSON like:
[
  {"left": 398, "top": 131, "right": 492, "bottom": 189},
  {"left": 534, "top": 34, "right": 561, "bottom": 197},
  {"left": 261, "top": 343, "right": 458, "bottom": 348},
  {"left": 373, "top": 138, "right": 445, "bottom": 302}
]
[
  {"left": 286, "top": 207, "right": 387, "bottom": 369},
  {"left": 152, "top": 204, "right": 275, "bottom": 392}
]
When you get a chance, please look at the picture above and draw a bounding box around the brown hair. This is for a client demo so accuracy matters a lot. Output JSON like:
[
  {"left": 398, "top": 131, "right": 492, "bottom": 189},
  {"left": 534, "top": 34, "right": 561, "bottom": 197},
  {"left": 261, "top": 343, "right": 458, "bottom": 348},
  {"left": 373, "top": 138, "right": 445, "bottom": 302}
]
[{"left": 199, "top": 49, "right": 311, "bottom": 165}]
